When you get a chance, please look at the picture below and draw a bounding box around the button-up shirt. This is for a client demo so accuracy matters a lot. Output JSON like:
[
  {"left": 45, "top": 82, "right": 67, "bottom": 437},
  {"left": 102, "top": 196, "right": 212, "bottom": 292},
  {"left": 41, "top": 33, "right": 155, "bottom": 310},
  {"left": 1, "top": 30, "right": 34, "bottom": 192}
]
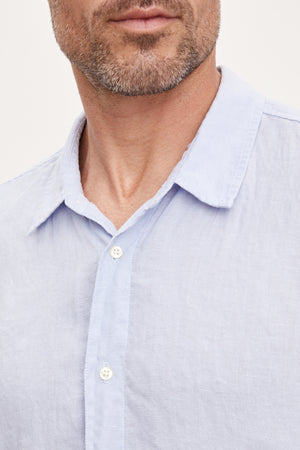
[{"left": 1, "top": 65, "right": 300, "bottom": 450}]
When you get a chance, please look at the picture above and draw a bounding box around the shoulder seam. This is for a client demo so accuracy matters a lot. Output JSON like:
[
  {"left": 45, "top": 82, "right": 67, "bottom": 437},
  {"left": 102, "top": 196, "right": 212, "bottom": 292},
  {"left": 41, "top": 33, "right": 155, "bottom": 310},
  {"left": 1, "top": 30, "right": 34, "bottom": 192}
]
[{"left": 263, "top": 100, "right": 300, "bottom": 124}]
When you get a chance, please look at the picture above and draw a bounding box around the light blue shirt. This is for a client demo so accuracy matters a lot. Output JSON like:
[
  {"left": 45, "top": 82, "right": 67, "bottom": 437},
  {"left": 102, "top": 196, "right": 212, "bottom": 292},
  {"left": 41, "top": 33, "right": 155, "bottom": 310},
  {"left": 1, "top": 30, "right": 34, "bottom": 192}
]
[{"left": 1, "top": 65, "right": 300, "bottom": 450}]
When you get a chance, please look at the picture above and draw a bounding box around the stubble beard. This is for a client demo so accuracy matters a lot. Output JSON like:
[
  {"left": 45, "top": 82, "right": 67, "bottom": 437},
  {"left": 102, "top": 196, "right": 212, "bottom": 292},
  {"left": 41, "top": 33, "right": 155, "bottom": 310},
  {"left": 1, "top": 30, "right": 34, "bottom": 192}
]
[
  {"left": 50, "top": 1, "right": 220, "bottom": 97},
  {"left": 84, "top": 33, "right": 214, "bottom": 97}
]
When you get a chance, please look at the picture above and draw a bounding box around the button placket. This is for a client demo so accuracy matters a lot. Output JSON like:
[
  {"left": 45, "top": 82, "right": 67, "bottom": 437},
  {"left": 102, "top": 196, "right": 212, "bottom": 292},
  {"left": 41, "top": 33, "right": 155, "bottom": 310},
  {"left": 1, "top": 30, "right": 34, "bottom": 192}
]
[{"left": 85, "top": 207, "right": 158, "bottom": 450}]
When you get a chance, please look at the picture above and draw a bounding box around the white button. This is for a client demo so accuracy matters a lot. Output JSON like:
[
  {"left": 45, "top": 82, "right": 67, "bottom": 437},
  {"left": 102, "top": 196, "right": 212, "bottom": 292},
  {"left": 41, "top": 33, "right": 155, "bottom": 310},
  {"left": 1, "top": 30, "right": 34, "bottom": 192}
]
[
  {"left": 100, "top": 366, "right": 113, "bottom": 381},
  {"left": 109, "top": 246, "right": 123, "bottom": 259}
]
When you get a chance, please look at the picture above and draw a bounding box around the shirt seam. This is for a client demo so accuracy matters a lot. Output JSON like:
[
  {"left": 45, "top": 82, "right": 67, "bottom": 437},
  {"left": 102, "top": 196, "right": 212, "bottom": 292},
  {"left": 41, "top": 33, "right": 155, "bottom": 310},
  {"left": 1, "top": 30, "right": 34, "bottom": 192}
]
[
  {"left": 262, "top": 99, "right": 300, "bottom": 123},
  {"left": 262, "top": 110, "right": 300, "bottom": 124}
]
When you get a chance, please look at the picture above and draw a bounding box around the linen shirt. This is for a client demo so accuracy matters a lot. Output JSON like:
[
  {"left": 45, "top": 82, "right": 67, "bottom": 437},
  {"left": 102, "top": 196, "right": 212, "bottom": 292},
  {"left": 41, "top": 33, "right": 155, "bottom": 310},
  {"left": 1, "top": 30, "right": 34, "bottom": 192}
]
[{"left": 1, "top": 65, "right": 300, "bottom": 450}]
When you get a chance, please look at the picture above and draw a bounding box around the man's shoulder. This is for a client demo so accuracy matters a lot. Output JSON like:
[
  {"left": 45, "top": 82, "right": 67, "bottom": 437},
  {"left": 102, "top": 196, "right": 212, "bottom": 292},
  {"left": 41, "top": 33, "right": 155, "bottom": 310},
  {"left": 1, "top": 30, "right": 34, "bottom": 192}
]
[
  {"left": 263, "top": 98, "right": 300, "bottom": 124},
  {"left": 0, "top": 150, "right": 60, "bottom": 197},
  {"left": 259, "top": 98, "right": 300, "bottom": 151},
  {"left": 0, "top": 150, "right": 61, "bottom": 232}
]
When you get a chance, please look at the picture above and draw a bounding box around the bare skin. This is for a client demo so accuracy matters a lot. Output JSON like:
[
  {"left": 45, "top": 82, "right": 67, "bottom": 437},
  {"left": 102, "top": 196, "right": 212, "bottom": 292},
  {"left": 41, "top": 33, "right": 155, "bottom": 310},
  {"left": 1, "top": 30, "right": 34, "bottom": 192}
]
[{"left": 48, "top": 0, "right": 221, "bottom": 229}]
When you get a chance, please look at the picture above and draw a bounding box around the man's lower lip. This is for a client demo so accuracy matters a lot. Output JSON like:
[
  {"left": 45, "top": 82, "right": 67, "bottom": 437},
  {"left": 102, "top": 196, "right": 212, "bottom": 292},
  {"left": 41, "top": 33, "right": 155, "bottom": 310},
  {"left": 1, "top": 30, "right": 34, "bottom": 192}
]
[{"left": 110, "top": 16, "right": 178, "bottom": 32}]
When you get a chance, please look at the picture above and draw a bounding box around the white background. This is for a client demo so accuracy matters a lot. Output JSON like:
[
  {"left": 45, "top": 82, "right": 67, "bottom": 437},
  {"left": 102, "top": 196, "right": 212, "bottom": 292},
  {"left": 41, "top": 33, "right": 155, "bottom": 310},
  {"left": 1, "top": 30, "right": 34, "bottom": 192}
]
[{"left": 0, "top": 0, "right": 299, "bottom": 182}]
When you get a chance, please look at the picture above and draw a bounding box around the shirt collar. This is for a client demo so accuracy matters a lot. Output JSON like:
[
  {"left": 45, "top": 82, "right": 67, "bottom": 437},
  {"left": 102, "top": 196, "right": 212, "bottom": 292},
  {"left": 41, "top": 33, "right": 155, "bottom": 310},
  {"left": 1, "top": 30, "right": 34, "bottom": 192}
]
[
  {"left": 27, "top": 114, "right": 86, "bottom": 235},
  {"left": 173, "top": 65, "right": 265, "bottom": 207},
  {"left": 28, "top": 64, "right": 265, "bottom": 234}
]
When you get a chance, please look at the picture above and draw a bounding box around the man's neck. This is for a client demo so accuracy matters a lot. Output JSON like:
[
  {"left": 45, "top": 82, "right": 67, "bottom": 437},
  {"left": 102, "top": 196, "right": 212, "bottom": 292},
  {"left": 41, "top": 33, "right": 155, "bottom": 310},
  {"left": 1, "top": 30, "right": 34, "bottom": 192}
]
[{"left": 73, "top": 52, "right": 221, "bottom": 229}]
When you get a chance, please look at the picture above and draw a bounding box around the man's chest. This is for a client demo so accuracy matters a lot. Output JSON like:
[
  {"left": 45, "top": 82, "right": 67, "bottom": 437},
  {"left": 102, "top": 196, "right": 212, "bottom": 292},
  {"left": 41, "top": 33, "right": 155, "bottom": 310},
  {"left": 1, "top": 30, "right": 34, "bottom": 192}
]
[{"left": 1, "top": 194, "right": 300, "bottom": 450}]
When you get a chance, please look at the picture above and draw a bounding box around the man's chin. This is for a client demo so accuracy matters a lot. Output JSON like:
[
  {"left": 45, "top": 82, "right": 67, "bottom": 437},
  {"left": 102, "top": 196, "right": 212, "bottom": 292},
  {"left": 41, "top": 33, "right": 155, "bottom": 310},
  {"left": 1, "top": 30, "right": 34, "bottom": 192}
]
[{"left": 90, "top": 62, "right": 189, "bottom": 97}]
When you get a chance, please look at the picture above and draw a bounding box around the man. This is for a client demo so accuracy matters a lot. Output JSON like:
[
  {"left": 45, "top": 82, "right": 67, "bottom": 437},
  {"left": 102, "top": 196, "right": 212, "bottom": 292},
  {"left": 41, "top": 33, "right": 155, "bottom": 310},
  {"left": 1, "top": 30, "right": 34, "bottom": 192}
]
[{"left": 1, "top": 0, "right": 300, "bottom": 448}]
